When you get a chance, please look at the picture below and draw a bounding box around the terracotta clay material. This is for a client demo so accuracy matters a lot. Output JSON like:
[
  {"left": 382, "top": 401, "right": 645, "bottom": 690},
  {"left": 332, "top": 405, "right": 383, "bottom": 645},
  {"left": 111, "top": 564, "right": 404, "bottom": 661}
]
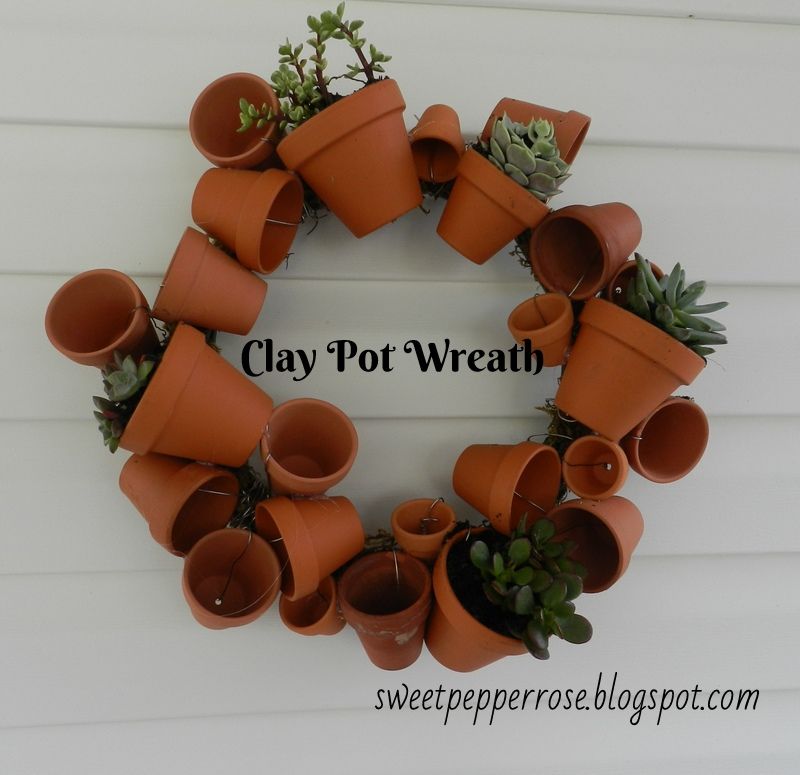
[
  {"left": 189, "top": 72, "right": 280, "bottom": 169},
  {"left": 255, "top": 495, "right": 364, "bottom": 601},
  {"left": 529, "top": 203, "right": 642, "bottom": 300},
  {"left": 120, "top": 323, "right": 273, "bottom": 467},
  {"left": 260, "top": 398, "right": 358, "bottom": 496},
  {"left": 277, "top": 79, "right": 422, "bottom": 238},
  {"left": 507, "top": 293, "right": 574, "bottom": 367},
  {"left": 338, "top": 551, "right": 432, "bottom": 671},
  {"left": 390, "top": 498, "right": 457, "bottom": 562},
  {"left": 119, "top": 452, "right": 238, "bottom": 556},
  {"left": 437, "top": 149, "right": 549, "bottom": 265},
  {"left": 606, "top": 259, "right": 664, "bottom": 306},
  {"left": 548, "top": 497, "right": 644, "bottom": 593},
  {"left": 622, "top": 397, "right": 709, "bottom": 483},
  {"left": 152, "top": 227, "right": 267, "bottom": 336},
  {"left": 191, "top": 168, "right": 303, "bottom": 274},
  {"left": 562, "top": 435, "right": 628, "bottom": 500},
  {"left": 452, "top": 442, "right": 561, "bottom": 535},
  {"left": 45, "top": 269, "right": 158, "bottom": 368},
  {"left": 555, "top": 298, "right": 705, "bottom": 442},
  {"left": 408, "top": 104, "right": 464, "bottom": 183},
  {"left": 182, "top": 528, "right": 281, "bottom": 629},
  {"left": 279, "top": 576, "right": 345, "bottom": 636}
]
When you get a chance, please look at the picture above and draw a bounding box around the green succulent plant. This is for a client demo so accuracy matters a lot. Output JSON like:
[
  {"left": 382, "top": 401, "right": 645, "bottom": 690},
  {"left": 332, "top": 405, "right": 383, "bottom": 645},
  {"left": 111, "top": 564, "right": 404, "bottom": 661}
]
[
  {"left": 481, "top": 113, "right": 570, "bottom": 203},
  {"left": 469, "top": 517, "right": 592, "bottom": 660},
  {"left": 626, "top": 253, "right": 728, "bottom": 358}
]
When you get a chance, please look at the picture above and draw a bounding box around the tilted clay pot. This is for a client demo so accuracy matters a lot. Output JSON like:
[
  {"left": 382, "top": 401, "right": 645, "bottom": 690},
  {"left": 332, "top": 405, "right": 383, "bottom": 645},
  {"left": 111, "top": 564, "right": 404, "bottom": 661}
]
[
  {"left": 189, "top": 72, "right": 280, "bottom": 169},
  {"left": 152, "top": 227, "right": 267, "bottom": 336},
  {"left": 562, "top": 435, "right": 628, "bottom": 500},
  {"left": 338, "top": 551, "right": 432, "bottom": 670},
  {"left": 391, "top": 498, "right": 456, "bottom": 562},
  {"left": 408, "top": 104, "right": 464, "bottom": 183},
  {"left": 606, "top": 259, "right": 664, "bottom": 306},
  {"left": 621, "top": 397, "right": 709, "bottom": 483},
  {"left": 277, "top": 79, "right": 422, "bottom": 238},
  {"left": 529, "top": 203, "right": 642, "bottom": 300},
  {"left": 507, "top": 293, "right": 574, "bottom": 367},
  {"left": 45, "top": 269, "right": 158, "bottom": 368},
  {"left": 279, "top": 575, "right": 345, "bottom": 636}
]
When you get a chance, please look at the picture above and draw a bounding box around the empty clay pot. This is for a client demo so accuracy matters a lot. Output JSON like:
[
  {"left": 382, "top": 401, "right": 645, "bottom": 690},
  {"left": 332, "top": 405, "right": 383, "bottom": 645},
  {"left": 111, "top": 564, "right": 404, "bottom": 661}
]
[
  {"left": 606, "top": 259, "right": 664, "bottom": 306},
  {"left": 562, "top": 435, "right": 628, "bottom": 500},
  {"left": 507, "top": 293, "right": 574, "bottom": 367},
  {"left": 338, "top": 551, "right": 432, "bottom": 670},
  {"left": 391, "top": 498, "right": 456, "bottom": 562},
  {"left": 408, "top": 104, "right": 464, "bottom": 183},
  {"left": 279, "top": 576, "right": 345, "bottom": 636}
]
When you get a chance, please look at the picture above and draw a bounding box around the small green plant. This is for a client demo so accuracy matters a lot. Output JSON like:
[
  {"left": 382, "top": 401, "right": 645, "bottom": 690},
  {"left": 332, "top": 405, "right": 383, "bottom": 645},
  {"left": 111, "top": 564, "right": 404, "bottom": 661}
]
[
  {"left": 625, "top": 253, "right": 728, "bottom": 358},
  {"left": 238, "top": 3, "right": 391, "bottom": 135},
  {"left": 469, "top": 517, "right": 592, "bottom": 660}
]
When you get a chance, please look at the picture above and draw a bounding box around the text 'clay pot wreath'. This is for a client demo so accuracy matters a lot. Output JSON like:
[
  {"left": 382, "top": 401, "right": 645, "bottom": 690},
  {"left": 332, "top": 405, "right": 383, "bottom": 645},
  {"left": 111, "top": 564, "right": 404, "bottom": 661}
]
[{"left": 44, "top": 4, "right": 728, "bottom": 671}]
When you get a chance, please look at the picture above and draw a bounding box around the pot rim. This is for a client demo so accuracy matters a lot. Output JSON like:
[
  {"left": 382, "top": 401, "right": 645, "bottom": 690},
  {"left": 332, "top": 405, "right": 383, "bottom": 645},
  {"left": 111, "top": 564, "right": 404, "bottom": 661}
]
[
  {"left": 279, "top": 575, "right": 343, "bottom": 634},
  {"left": 507, "top": 292, "right": 573, "bottom": 347}
]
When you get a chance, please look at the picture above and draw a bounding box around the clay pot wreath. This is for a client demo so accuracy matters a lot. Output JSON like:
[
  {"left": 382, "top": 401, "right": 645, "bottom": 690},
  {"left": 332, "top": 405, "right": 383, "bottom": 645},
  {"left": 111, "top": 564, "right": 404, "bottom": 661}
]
[{"left": 43, "top": 3, "right": 727, "bottom": 670}]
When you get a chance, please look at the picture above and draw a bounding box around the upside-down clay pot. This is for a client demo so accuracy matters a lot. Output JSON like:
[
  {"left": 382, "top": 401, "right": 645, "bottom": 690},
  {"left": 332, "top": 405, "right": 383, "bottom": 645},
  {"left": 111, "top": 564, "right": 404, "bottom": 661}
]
[
  {"left": 119, "top": 452, "right": 239, "bottom": 555},
  {"left": 529, "top": 203, "right": 642, "bottom": 300},
  {"left": 191, "top": 168, "right": 303, "bottom": 274},
  {"left": 390, "top": 498, "right": 457, "bottom": 562},
  {"left": 277, "top": 79, "right": 422, "bottom": 238},
  {"left": 182, "top": 528, "right": 282, "bottom": 629},
  {"left": 255, "top": 496, "right": 364, "bottom": 601},
  {"left": 338, "top": 551, "right": 432, "bottom": 670},
  {"left": 507, "top": 293, "right": 574, "bottom": 367},
  {"left": 555, "top": 299, "right": 705, "bottom": 442},
  {"left": 279, "top": 576, "right": 346, "bottom": 636},
  {"left": 189, "top": 72, "right": 280, "bottom": 169},
  {"left": 606, "top": 259, "right": 664, "bottom": 306},
  {"left": 425, "top": 529, "right": 527, "bottom": 672},
  {"left": 260, "top": 398, "right": 358, "bottom": 496},
  {"left": 152, "top": 227, "right": 267, "bottom": 335},
  {"left": 452, "top": 442, "right": 561, "bottom": 535},
  {"left": 437, "top": 149, "right": 549, "bottom": 265},
  {"left": 120, "top": 323, "right": 273, "bottom": 467},
  {"left": 622, "top": 397, "right": 709, "bottom": 483},
  {"left": 547, "top": 497, "right": 644, "bottom": 592},
  {"left": 45, "top": 269, "right": 158, "bottom": 368},
  {"left": 562, "top": 435, "right": 628, "bottom": 500},
  {"left": 408, "top": 104, "right": 464, "bottom": 183}
]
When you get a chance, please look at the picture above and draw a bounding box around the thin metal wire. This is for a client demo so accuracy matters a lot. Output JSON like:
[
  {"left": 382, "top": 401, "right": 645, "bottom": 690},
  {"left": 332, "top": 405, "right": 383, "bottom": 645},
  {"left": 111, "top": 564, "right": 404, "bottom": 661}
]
[
  {"left": 513, "top": 490, "right": 546, "bottom": 513},
  {"left": 420, "top": 497, "right": 444, "bottom": 534},
  {"left": 265, "top": 215, "right": 305, "bottom": 226},
  {"left": 214, "top": 530, "right": 253, "bottom": 607},
  {"left": 392, "top": 547, "right": 400, "bottom": 587},
  {"left": 564, "top": 461, "right": 613, "bottom": 470},
  {"left": 567, "top": 268, "right": 588, "bottom": 298},
  {"left": 527, "top": 432, "right": 572, "bottom": 442},
  {"left": 197, "top": 488, "right": 237, "bottom": 497}
]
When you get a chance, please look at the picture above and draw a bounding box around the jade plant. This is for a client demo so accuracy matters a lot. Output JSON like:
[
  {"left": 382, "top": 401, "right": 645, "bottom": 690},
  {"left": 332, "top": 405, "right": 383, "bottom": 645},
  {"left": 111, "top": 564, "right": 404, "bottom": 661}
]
[
  {"left": 626, "top": 253, "right": 728, "bottom": 357},
  {"left": 469, "top": 517, "right": 592, "bottom": 660}
]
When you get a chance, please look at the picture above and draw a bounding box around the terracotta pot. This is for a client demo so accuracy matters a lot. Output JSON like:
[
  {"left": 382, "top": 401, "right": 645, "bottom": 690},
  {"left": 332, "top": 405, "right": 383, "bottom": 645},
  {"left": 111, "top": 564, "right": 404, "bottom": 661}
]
[
  {"left": 189, "top": 72, "right": 280, "bottom": 169},
  {"left": 548, "top": 497, "right": 644, "bottom": 592},
  {"left": 45, "top": 269, "right": 158, "bottom": 368},
  {"left": 182, "top": 528, "right": 281, "bottom": 629},
  {"left": 191, "top": 168, "right": 303, "bottom": 274},
  {"left": 390, "top": 498, "right": 456, "bottom": 562},
  {"left": 338, "top": 551, "right": 432, "bottom": 670},
  {"left": 606, "top": 259, "right": 664, "bottom": 306},
  {"left": 562, "top": 435, "right": 628, "bottom": 500},
  {"left": 437, "top": 149, "right": 549, "bottom": 265},
  {"left": 507, "top": 293, "right": 574, "bottom": 367},
  {"left": 260, "top": 398, "right": 358, "bottom": 496},
  {"left": 425, "top": 529, "right": 526, "bottom": 672},
  {"left": 277, "top": 79, "right": 422, "bottom": 238},
  {"left": 152, "top": 227, "right": 267, "bottom": 335},
  {"left": 452, "top": 442, "right": 561, "bottom": 535},
  {"left": 622, "top": 397, "right": 709, "bottom": 483},
  {"left": 279, "top": 576, "right": 345, "bottom": 636},
  {"left": 555, "top": 299, "right": 705, "bottom": 442},
  {"left": 120, "top": 323, "right": 273, "bottom": 467},
  {"left": 480, "top": 98, "right": 591, "bottom": 165},
  {"left": 119, "top": 452, "right": 238, "bottom": 556},
  {"left": 255, "top": 495, "right": 364, "bottom": 600},
  {"left": 529, "top": 203, "right": 642, "bottom": 300},
  {"left": 408, "top": 104, "right": 464, "bottom": 183}
]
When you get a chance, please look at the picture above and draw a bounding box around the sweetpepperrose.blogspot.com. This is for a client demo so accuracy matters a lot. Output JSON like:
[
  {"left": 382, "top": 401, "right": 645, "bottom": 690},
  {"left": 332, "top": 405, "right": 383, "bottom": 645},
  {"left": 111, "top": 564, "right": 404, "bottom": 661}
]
[{"left": 373, "top": 672, "right": 759, "bottom": 726}]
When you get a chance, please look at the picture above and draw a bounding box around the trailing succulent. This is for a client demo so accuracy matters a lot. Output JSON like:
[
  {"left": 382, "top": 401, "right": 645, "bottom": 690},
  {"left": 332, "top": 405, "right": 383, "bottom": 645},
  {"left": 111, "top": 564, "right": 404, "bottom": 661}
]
[
  {"left": 238, "top": 2, "right": 391, "bottom": 135},
  {"left": 470, "top": 517, "right": 592, "bottom": 660},
  {"left": 626, "top": 253, "right": 728, "bottom": 358},
  {"left": 481, "top": 113, "right": 570, "bottom": 202}
]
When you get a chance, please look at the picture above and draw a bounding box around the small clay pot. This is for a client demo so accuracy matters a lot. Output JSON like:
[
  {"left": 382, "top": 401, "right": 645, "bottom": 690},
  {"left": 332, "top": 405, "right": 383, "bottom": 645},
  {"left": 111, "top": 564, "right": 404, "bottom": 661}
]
[
  {"left": 391, "top": 498, "right": 456, "bottom": 562},
  {"left": 338, "top": 551, "right": 432, "bottom": 670},
  {"left": 45, "top": 269, "right": 158, "bottom": 368},
  {"left": 606, "top": 259, "right": 664, "bottom": 306},
  {"left": 182, "top": 528, "right": 282, "bottom": 629},
  {"left": 408, "top": 104, "right": 464, "bottom": 183},
  {"left": 562, "top": 435, "right": 628, "bottom": 500},
  {"left": 507, "top": 293, "right": 574, "bottom": 367},
  {"left": 279, "top": 576, "right": 345, "bottom": 636},
  {"left": 622, "top": 397, "right": 709, "bottom": 483}
]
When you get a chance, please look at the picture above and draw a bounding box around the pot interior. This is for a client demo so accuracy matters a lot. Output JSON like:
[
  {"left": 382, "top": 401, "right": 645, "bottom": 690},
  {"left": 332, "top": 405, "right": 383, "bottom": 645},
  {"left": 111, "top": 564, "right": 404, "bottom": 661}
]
[
  {"left": 412, "top": 138, "right": 461, "bottom": 182},
  {"left": 344, "top": 556, "right": 427, "bottom": 616},
  {"left": 551, "top": 507, "right": 619, "bottom": 592},
  {"left": 638, "top": 400, "right": 707, "bottom": 480},
  {"left": 510, "top": 294, "right": 567, "bottom": 333},
  {"left": 510, "top": 449, "right": 561, "bottom": 530},
  {"left": 281, "top": 577, "right": 335, "bottom": 627},
  {"left": 171, "top": 473, "right": 238, "bottom": 556},
  {"left": 393, "top": 499, "right": 454, "bottom": 537},
  {"left": 564, "top": 438, "right": 622, "bottom": 495},
  {"left": 537, "top": 218, "right": 603, "bottom": 296}
]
